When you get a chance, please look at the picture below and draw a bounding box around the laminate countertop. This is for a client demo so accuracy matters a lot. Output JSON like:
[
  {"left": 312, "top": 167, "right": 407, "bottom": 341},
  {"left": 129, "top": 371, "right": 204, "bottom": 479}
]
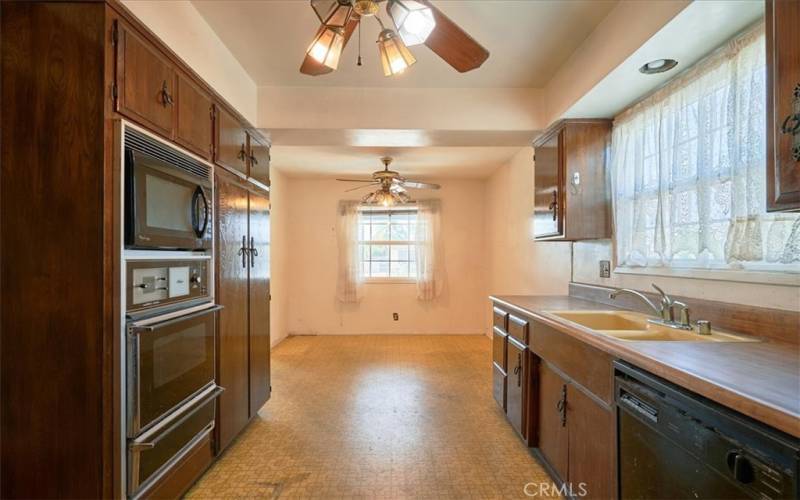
[{"left": 490, "top": 295, "right": 800, "bottom": 438}]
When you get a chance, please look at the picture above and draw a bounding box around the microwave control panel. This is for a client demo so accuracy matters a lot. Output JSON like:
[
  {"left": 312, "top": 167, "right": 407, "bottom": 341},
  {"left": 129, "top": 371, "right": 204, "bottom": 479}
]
[{"left": 127, "top": 259, "right": 209, "bottom": 312}]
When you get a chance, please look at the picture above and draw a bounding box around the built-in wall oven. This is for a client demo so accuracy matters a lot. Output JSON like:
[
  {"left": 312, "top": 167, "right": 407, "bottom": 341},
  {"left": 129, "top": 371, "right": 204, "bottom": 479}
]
[{"left": 124, "top": 127, "right": 212, "bottom": 251}]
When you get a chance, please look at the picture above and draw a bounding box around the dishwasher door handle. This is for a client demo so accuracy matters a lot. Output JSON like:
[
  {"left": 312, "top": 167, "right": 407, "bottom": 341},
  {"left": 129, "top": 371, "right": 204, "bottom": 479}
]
[{"left": 619, "top": 392, "right": 659, "bottom": 424}]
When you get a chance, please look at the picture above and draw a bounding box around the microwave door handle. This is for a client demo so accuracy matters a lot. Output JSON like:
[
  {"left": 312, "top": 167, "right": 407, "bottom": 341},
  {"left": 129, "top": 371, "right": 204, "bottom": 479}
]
[
  {"left": 130, "top": 305, "right": 223, "bottom": 333},
  {"left": 192, "top": 187, "right": 210, "bottom": 238}
]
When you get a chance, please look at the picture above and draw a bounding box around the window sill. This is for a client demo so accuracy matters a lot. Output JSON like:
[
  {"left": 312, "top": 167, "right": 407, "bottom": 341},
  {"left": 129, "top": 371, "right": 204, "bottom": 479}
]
[
  {"left": 613, "top": 265, "right": 800, "bottom": 286},
  {"left": 364, "top": 278, "right": 417, "bottom": 285}
]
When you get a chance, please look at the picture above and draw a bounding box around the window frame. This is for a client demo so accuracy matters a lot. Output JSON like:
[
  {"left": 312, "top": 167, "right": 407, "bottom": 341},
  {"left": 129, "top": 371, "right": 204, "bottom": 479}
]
[{"left": 357, "top": 206, "right": 419, "bottom": 283}]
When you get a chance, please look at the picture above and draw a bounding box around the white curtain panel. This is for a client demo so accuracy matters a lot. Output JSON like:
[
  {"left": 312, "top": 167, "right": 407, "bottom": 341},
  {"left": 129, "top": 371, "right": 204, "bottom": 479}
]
[
  {"left": 611, "top": 23, "right": 800, "bottom": 269},
  {"left": 336, "top": 200, "right": 363, "bottom": 303},
  {"left": 415, "top": 199, "right": 444, "bottom": 301}
]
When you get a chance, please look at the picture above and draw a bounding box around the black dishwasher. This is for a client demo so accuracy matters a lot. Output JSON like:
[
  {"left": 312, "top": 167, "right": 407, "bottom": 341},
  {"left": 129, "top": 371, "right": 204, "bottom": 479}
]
[{"left": 615, "top": 361, "right": 799, "bottom": 499}]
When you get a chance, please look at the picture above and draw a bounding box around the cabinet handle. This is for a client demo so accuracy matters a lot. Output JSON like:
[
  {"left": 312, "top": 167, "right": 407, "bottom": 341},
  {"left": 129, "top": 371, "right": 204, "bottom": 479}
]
[
  {"left": 556, "top": 384, "right": 567, "bottom": 427},
  {"left": 237, "top": 144, "right": 247, "bottom": 162},
  {"left": 781, "top": 84, "right": 800, "bottom": 162},
  {"left": 513, "top": 353, "right": 522, "bottom": 387},
  {"left": 250, "top": 154, "right": 258, "bottom": 166},
  {"left": 548, "top": 190, "right": 558, "bottom": 221},
  {"left": 249, "top": 236, "right": 258, "bottom": 268},
  {"left": 238, "top": 235, "right": 249, "bottom": 268},
  {"left": 160, "top": 80, "right": 174, "bottom": 107}
]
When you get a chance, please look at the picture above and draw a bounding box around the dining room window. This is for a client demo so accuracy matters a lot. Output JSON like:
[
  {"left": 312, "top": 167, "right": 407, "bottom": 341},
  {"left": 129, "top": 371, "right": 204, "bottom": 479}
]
[{"left": 358, "top": 208, "right": 418, "bottom": 279}]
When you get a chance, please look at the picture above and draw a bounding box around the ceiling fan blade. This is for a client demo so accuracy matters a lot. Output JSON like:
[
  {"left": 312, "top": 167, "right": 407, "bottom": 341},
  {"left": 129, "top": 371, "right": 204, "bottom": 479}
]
[
  {"left": 345, "top": 183, "right": 380, "bottom": 192},
  {"left": 300, "top": 15, "right": 361, "bottom": 76},
  {"left": 336, "top": 178, "right": 375, "bottom": 182},
  {"left": 420, "top": 1, "right": 489, "bottom": 73},
  {"left": 399, "top": 179, "right": 441, "bottom": 190}
]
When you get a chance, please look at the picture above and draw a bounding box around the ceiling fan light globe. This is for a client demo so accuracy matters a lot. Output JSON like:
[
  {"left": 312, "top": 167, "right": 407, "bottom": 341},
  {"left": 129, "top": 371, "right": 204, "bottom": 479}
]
[
  {"left": 377, "top": 29, "right": 416, "bottom": 77},
  {"left": 388, "top": 0, "right": 436, "bottom": 46},
  {"left": 311, "top": 0, "right": 353, "bottom": 28},
  {"left": 307, "top": 26, "right": 345, "bottom": 69}
]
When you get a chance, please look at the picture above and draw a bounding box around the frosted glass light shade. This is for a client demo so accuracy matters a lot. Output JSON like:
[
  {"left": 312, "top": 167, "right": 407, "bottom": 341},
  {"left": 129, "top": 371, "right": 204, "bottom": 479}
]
[
  {"left": 311, "top": 0, "right": 353, "bottom": 28},
  {"left": 377, "top": 29, "right": 416, "bottom": 77},
  {"left": 388, "top": 0, "right": 436, "bottom": 46},
  {"left": 307, "top": 26, "right": 345, "bottom": 69}
]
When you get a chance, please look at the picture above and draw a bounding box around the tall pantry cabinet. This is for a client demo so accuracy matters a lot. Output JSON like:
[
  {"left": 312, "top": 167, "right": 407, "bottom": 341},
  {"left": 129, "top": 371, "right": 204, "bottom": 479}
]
[{"left": 215, "top": 169, "right": 271, "bottom": 452}]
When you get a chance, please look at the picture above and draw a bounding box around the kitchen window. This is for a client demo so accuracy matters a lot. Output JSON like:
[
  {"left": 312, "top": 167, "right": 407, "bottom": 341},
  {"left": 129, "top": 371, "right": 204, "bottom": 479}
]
[
  {"left": 610, "top": 23, "right": 799, "bottom": 282},
  {"left": 358, "top": 208, "right": 418, "bottom": 280}
]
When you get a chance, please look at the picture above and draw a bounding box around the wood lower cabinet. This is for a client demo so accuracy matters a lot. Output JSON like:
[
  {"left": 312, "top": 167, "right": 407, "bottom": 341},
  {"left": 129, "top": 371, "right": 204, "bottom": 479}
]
[
  {"left": 215, "top": 170, "right": 272, "bottom": 452},
  {"left": 538, "top": 362, "right": 569, "bottom": 481},
  {"left": 248, "top": 192, "right": 271, "bottom": 417},
  {"left": 215, "top": 106, "right": 249, "bottom": 176},
  {"left": 115, "top": 20, "right": 175, "bottom": 138},
  {"left": 567, "top": 384, "right": 615, "bottom": 500},
  {"left": 766, "top": 0, "right": 800, "bottom": 212},
  {"left": 506, "top": 337, "right": 527, "bottom": 438},
  {"left": 533, "top": 119, "right": 612, "bottom": 240},
  {"left": 216, "top": 173, "right": 251, "bottom": 451},
  {"left": 175, "top": 73, "right": 213, "bottom": 159}
]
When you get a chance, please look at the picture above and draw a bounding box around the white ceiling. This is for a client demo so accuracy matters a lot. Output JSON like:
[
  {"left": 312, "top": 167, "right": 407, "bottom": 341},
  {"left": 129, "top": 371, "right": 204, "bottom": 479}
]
[
  {"left": 271, "top": 145, "right": 523, "bottom": 178},
  {"left": 191, "top": 0, "right": 618, "bottom": 88}
]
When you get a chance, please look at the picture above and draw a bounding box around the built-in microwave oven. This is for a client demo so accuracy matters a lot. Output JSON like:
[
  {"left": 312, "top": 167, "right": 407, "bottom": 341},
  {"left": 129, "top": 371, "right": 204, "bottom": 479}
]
[{"left": 124, "top": 127, "right": 212, "bottom": 251}]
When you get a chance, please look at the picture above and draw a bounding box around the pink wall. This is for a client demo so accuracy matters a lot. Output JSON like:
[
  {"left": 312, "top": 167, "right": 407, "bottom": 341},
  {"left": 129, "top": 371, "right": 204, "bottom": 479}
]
[{"left": 279, "top": 177, "right": 488, "bottom": 336}]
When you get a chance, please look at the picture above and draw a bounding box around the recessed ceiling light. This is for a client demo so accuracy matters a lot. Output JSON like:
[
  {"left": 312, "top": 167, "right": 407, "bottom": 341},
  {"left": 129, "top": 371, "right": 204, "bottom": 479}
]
[{"left": 639, "top": 59, "right": 678, "bottom": 75}]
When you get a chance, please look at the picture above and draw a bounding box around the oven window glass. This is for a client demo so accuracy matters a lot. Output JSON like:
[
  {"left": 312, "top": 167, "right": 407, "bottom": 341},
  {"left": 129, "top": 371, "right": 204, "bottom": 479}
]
[
  {"left": 134, "top": 310, "right": 215, "bottom": 433},
  {"left": 145, "top": 174, "right": 193, "bottom": 232}
]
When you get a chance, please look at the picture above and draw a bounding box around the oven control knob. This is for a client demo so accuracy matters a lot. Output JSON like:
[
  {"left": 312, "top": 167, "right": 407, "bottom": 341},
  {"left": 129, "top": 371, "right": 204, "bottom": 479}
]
[{"left": 190, "top": 275, "right": 202, "bottom": 285}]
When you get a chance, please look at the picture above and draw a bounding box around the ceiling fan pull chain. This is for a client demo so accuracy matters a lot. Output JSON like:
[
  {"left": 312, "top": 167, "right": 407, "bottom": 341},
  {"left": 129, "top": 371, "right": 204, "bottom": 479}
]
[{"left": 357, "top": 20, "right": 363, "bottom": 67}]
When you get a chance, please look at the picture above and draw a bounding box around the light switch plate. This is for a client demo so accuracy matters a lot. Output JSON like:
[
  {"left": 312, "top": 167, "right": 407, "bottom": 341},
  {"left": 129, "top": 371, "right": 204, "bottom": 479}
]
[{"left": 599, "top": 260, "right": 611, "bottom": 278}]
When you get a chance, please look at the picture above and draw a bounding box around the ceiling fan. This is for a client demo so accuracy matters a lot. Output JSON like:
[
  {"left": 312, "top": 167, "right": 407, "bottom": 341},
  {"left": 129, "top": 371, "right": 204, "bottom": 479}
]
[
  {"left": 337, "top": 157, "right": 440, "bottom": 206},
  {"left": 301, "top": 0, "right": 489, "bottom": 77}
]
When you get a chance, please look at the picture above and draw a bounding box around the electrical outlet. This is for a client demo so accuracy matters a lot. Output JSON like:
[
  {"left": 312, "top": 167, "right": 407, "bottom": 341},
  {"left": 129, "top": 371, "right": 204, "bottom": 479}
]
[
  {"left": 599, "top": 260, "right": 611, "bottom": 278},
  {"left": 393, "top": 313, "right": 399, "bottom": 321}
]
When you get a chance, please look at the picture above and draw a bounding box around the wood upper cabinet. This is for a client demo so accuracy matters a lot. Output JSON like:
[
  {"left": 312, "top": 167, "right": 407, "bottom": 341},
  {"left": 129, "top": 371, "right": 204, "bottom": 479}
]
[
  {"left": 533, "top": 120, "right": 612, "bottom": 240},
  {"left": 766, "top": 0, "right": 800, "bottom": 212},
  {"left": 215, "top": 171, "right": 251, "bottom": 452},
  {"left": 248, "top": 192, "right": 271, "bottom": 417},
  {"left": 175, "top": 73, "right": 213, "bottom": 160},
  {"left": 248, "top": 134, "right": 271, "bottom": 187},
  {"left": 115, "top": 20, "right": 175, "bottom": 138},
  {"left": 215, "top": 106, "right": 249, "bottom": 176},
  {"left": 538, "top": 362, "right": 569, "bottom": 481},
  {"left": 506, "top": 337, "right": 527, "bottom": 438},
  {"left": 567, "top": 385, "right": 615, "bottom": 500}
]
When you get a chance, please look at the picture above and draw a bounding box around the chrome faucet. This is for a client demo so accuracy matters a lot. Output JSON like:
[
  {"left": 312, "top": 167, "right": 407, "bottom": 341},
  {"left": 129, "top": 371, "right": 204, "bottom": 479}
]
[{"left": 609, "top": 283, "right": 693, "bottom": 331}]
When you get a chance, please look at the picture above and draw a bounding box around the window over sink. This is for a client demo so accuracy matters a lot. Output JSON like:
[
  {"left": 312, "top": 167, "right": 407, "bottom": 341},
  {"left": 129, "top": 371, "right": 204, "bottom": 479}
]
[{"left": 610, "top": 23, "right": 799, "bottom": 280}]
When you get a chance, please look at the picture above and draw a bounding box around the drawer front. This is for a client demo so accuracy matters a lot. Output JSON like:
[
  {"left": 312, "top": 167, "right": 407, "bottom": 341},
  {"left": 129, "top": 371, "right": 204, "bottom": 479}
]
[
  {"left": 492, "top": 327, "right": 507, "bottom": 369},
  {"left": 530, "top": 320, "right": 614, "bottom": 404},
  {"left": 493, "top": 306, "right": 509, "bottom": 332},
  {"left": 508, "top": 314, "right": 529, "bottom": 344},
  {"left": 492, "top": 362, "right": 506, "bottom": 410}
]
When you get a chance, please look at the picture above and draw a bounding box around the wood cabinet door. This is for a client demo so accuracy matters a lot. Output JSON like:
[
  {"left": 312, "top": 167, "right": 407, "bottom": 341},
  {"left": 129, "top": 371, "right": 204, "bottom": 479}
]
[
  {"left": 248, "top": 191, "right": 271, "bottom": 417},
  {"left": 533, "top": 130, "right": 563, "bottom": 239},
  {"left": 767, "top": 0, "right": 800, "bottom": 211},
  {"left": 115, "top": 21, "right": 175, "bottom": 138},
  {"left": 506, "top": 338, "right": 526, "bottom": 437},
  {"left": 538, "top": 362, "right": 569, "bottom": 481},
  {"left": 492, "top": 362, "right": 507, "bottom": 410},
  {"left": 567, "top": 386, "right": 615, "bottom": 499},
  {"left": 175, "top": 73, "right": 213, "bottom": 160},
  {"left": 214, "top": 106, "right": 248, "bottom": 176},
  {"left": 215, "top": 172, "right": 250, "bottom": 451},
  {"left": 248, "top": 134, "right": 271, "bottom": 187}
]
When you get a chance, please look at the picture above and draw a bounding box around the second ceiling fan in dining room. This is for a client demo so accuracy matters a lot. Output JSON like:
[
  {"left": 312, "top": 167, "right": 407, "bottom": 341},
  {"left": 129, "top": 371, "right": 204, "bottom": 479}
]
[{"left": 300, "top": 0, "right": 490, "bottom": 77}]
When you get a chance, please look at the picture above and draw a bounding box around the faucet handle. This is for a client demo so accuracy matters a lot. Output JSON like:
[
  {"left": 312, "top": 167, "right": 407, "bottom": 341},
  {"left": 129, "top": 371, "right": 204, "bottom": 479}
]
[{"left": 671, "top": 301, "right": 690, "bottom": 327}]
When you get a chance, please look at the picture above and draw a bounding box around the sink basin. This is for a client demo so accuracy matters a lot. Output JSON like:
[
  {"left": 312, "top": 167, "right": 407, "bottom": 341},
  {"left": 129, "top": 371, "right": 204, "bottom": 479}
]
[{"left": 548, "top": 310, "right": 758, "bottom": 343}]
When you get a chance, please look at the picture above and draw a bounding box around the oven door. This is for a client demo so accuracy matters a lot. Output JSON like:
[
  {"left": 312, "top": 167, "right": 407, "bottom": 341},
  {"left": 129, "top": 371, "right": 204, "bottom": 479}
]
[
  {"left": 125, "top": 148, "right": 212, "bottom": 250},
  {"left": 127, "top": 304, "right": 221, "bottom": 437}
]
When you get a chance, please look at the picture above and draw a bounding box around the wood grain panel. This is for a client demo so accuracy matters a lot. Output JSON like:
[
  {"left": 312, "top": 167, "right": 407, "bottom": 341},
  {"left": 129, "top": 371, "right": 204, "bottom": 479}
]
[
  {"left": 766, "top": 0, "right": 800, "bottom": 211},
  {"left": 508, "top": 314, "right": 529, "bottom": 344},
  {"left": 492, "top": 306, "right": 508, "bottom": 332},
  {"left": 537, "top": 362, "right": 569, "bottom": 482},
  {"left": 492, "top": 327, "right": 507, "bottom": 370},
  {"left": 533, "top": 130, "right": 562, "bottom": 238},
  {"left": 1, "top": 3, "right": 111, "bottom": 497},
  {"left": 215, "top": 171, "right": 251, "bottom": 451},
  {"left": 215, "top": 105, "right": 248, "bottom": 177},
  {"left": 506, "top": 338, "right": 527, "bottom": 438},
  {"left": 567, "top": 385, "right": 615, "bottom": 500},
  {"left": 248, "top": 133, "right": 271, "bottom": 187},
  {"left": 248, "top": 191, "right": 271, "bottom": 417},
  {"left": 492, "top": 362, "right": 507, "bottom": 411},
  {"left": 175, "top": 73, "right": 213, "bottom": 160},
  {"left": 562, "top": 122, "right": 611, "bottom": 240},
  {"left": 530, "top": 319, "right": 615, "bottom": 404}
]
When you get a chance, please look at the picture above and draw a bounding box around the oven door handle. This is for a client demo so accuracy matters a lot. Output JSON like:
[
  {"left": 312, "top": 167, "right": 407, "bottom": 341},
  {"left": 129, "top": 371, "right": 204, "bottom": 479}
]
[
  {"left": 130, "top": 305, "right": 223, "bottom": 333},
  {"left": 130, "top": 420, "right": 215, "bottom": 452}
]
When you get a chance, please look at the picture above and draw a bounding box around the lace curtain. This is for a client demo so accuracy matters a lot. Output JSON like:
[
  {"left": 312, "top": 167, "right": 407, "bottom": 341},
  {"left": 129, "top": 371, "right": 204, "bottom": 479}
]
[
  {"left": 611, "top": 23, "right": 800, "bottom": 270},
  {"left": 415, "top": 200, "right": 445, "bottom": 301},
  {"left": 336, "top": 200, "right": 363, "bottom": 303}
]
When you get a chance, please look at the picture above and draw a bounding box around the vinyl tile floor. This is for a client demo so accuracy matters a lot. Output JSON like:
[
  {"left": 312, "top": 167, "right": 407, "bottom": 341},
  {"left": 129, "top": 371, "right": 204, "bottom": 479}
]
[{"left": 187, "top": 335, "right": 559, "bottom": 499}]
